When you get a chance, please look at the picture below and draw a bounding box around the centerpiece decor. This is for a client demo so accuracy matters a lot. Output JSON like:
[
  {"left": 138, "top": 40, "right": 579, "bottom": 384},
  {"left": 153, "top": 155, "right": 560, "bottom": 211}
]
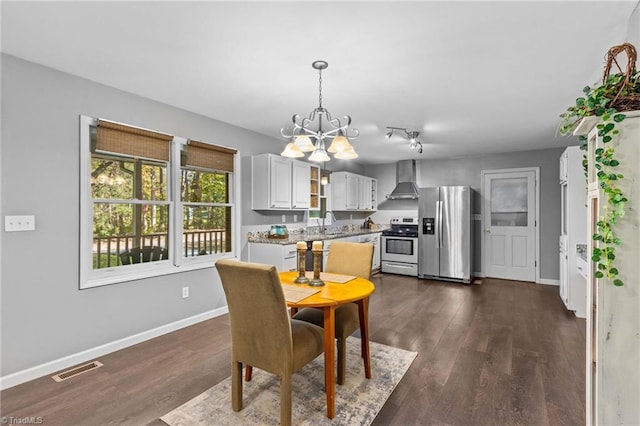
[
  {"left": 559, "top": 42, "right": 640, "bottom": 287},
  {"left": 309, "top": 241, "right": 325, "bottom": 287},
  {"left": 294, "top": 241, "right": 310, "bottom": 284}
]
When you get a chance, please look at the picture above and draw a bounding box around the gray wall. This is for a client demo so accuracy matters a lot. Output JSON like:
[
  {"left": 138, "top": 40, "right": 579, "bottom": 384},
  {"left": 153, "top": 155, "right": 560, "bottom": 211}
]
[
  {"left": 0, "top": 54, "right": 282, "bottom": 376},
  {"left": 365, "top": 148, "right": 565, "bottom": 280},
  {"left": 0, "top": 53, "right": 565, "bottom": 381}
]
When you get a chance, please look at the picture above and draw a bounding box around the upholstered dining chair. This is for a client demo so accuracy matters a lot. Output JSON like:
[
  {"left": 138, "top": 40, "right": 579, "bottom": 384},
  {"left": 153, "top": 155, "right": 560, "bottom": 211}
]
[
  {"left": 293, "top": 241, "right": 374, "bottom": 385},
  {"left": 215, "top": 259, "right": 325, "bottom": 426}
]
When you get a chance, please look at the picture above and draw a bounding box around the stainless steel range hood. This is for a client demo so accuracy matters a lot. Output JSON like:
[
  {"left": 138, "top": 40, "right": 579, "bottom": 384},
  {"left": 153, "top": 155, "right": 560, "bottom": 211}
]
[{"left": 387, "top": 160, "right": 419, "bottom": 200}]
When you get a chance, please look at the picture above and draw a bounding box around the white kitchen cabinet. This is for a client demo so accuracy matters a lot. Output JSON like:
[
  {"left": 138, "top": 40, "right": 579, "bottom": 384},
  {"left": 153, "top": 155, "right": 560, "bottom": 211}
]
[
  {"left": 559, "top": 146, "right": 587, "bottom": 318},
  {"left": 360, "top": 232, "right": 381, "bottom": 271},
  {"left": 576, "top": 111, "right": 640, "bottom": 425},
  {"left": 291, "top": 160, "right": 311, "bottom": 209},
  {"left": 357, "top": 176, "right": 378, "bottom": 210},
  {"left": 251, "top": 153, "right": 310, "bottom": 210},
  {"left": 248, "top": 242, "right": 299, "bottom": 272},
  {"left": 331, "top": 171, "right": 377, "bottom": 211}
]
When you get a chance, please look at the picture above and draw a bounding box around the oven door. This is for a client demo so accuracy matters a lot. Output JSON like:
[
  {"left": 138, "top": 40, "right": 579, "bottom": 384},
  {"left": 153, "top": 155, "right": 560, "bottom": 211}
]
[{"left": 381, "top": 235, "right": 418, "bottom": 264}]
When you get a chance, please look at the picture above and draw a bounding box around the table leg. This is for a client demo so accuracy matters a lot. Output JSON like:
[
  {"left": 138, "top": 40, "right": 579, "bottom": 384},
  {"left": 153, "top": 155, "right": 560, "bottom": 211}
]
[
  {"left": 323, "top": 306, "right": 336, "bottom": 419},
  {"left": 357, "top": 298, "right": 371, "bottom": 379}
]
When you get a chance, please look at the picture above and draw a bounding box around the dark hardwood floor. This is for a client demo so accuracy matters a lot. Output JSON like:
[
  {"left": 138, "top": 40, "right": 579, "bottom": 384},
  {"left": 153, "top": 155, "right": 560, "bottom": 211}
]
[{"left": 0, "top": 274, "right": 586, "bottom": 425}]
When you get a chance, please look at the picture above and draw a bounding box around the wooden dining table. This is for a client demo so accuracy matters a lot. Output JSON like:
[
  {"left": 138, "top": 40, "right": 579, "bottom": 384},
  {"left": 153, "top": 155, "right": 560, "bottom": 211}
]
[{"left": 279, "top": 271, "right": 375, "bottom": 419}]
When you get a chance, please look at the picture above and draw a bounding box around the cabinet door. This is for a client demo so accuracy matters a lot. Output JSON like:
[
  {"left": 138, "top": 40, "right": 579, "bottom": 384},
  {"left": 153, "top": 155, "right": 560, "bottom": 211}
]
[
  {"left": 346, "top": 174, "right": 359, "bottom": 210},
  {"left": 357, "top": 177, "right": 371, "bottom": 210},
  {"left": 291, "top": 161, "right": 311, "bottom": 209},
  {"left": 269, "top": 156, "right": 292, "bottom": 209},
  {"left": 559, "top": 250, "right": 569, "bottom": 307},
  {"left": 331, "top": 173, "right": 347, "bottom": 210},
  {"left": 373, "top": 233, "right": 380, "bottom": 269}
]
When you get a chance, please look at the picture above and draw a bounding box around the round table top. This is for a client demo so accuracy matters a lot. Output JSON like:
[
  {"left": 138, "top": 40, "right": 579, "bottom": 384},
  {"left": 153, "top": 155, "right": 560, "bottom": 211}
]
[{"left": 279, "top": 271, "right": 375, "bottom": 308}]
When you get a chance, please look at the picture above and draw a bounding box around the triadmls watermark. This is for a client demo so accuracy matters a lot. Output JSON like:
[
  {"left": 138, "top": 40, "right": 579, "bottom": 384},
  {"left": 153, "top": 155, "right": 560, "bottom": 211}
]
[{"left": 1, "top": 417, "right": 44, "bottom": 425}]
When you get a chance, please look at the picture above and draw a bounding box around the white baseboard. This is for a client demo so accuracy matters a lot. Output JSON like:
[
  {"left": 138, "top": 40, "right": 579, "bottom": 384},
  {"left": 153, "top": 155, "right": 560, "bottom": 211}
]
[
  {"left": 538, "top": 278, "right": 560, "bottom": 286},
  {"left": 474, "top": 272, "right": 558, "bottom": 286},
  {"left": 0, "top": 307, "right": 228, "bottom": 391}
]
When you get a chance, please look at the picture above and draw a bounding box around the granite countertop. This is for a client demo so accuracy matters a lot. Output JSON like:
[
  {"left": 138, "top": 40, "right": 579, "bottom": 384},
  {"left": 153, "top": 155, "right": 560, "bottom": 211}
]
[{"left": 248, "top": 226, "right": 386, "bottom": 245}]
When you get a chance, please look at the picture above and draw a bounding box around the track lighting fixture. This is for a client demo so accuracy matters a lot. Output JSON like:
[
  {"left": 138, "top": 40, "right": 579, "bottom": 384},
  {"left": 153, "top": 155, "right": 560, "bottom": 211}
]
[{"left": 385, "top": 127, "right": 423, "bottom": 154}]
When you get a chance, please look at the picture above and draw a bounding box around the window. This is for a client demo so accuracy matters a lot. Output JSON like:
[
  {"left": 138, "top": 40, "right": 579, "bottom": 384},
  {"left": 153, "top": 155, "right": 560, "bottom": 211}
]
[
  {"left": 180, "top": 141, "right": 235, "bottom": 260},
  {"left": 80, "top": 116, "right": 238, "bottom": 288}
]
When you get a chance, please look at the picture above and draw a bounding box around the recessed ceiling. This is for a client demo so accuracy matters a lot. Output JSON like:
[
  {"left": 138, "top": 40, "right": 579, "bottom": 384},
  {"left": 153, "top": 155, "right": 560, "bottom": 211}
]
[{"left": 2, "top": 1, "right": 637, "bottom": 164}]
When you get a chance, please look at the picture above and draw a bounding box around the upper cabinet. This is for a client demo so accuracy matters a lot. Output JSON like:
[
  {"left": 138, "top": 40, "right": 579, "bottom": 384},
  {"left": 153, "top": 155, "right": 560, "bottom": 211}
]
[
  {"left": 251, "top": 154, "right": 310, "bottom": 210},
  {"left": 331, "top": 171, "right": 377, "bottom": 211}
]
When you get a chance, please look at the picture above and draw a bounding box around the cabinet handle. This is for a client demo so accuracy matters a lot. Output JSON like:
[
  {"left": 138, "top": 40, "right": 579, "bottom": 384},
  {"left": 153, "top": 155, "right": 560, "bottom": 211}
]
[
  {"left": 271, "top": 204, "right": 275, "bottom": 207},
  {"left": 292, "top": 205, "right": 296, "bottom": 208}
]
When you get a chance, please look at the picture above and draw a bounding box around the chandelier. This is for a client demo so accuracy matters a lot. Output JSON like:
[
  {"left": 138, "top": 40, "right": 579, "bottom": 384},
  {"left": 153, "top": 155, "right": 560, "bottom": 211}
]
[
  {"left": 281, "top": 60, "right": 359, "bottom": 161},
  {"left": 385, "top": 127, "right": 423, "bottom": 154}
]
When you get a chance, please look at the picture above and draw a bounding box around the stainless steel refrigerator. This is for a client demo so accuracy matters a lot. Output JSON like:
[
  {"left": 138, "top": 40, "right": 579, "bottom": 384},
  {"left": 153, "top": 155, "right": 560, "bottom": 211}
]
[{"left": 418, "top": 186, "right": 472, "bottom": 283}]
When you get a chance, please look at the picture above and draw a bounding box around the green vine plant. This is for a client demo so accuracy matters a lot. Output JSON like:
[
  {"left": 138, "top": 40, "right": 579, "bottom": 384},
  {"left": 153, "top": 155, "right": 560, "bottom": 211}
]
[
  {"left": 589, "top": 111, "right": 627, "bottom": 287},
  {"left": 559, "top": 64, "right": 639, "bottom": 287}
]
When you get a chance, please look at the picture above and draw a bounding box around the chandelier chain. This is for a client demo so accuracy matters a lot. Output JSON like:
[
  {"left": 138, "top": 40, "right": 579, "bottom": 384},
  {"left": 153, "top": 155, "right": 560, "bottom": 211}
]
[{"left": 318, "top": 68, "right": 323, "bottom": 109}]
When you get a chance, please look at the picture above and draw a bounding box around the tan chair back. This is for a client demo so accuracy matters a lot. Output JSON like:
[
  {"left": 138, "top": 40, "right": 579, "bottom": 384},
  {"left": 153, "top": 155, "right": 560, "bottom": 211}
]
[
  {"left": 325, "top": 241, "right": 374, "bottom": 279},
  {"left": 215, "top": 259, "right": 293, "bottom": 375}
]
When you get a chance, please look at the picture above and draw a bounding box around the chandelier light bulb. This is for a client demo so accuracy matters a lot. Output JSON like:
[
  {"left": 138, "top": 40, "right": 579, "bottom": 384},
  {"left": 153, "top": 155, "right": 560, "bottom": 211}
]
[
  {"left": 335, "top": 145, "right": 358, "bottom": 160},
  {"left": 295, "top": 134, "right": 315, "bottom": 152},
  {"left": 308, "top": 148, "right": 331, "bottom": 162},
  {"left": 280, "top": 142, "right": 304, "bottom": 158},
  {"left": 327, "top": 133, "right": 351, "bottom": 153}
]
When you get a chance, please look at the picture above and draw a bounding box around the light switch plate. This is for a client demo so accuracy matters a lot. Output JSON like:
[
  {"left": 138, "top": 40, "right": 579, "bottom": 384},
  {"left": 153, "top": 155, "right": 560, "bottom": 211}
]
[{"left": 5, "top": 215, "right": 36, "bottom": 232}]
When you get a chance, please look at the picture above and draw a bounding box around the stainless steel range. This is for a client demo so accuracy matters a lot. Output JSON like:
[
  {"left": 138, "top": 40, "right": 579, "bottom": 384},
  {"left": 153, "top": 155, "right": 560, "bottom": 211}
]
[{"left": 381, "top": 217, "right": 419, "bottom": 276}]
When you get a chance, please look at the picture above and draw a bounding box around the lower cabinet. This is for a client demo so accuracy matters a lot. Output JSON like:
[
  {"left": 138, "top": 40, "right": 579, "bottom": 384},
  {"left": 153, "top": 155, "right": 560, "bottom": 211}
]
[
  {"left": 248, "top": 233, "right": 381, "bottom": 274},
  {"left": 247, "top": 243, "right": 298, "bottom": 272}
]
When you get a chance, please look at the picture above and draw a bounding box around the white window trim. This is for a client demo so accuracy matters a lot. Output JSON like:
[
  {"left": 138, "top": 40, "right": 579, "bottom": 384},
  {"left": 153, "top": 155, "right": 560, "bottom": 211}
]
[{"left": 79, "top": 115, "right": 240, "bottom": 289}]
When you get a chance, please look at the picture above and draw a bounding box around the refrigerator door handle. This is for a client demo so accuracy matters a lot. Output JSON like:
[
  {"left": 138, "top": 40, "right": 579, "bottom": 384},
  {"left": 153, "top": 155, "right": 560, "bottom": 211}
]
[{"left": 435, "top": 200, "right": 443, "bottom": 248}]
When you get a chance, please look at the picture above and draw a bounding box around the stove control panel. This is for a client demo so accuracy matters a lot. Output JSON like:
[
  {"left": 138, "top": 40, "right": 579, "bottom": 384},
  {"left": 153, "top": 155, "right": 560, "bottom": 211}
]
[{"left": 390, "top": 217, "right": 419, "bottom": 225}]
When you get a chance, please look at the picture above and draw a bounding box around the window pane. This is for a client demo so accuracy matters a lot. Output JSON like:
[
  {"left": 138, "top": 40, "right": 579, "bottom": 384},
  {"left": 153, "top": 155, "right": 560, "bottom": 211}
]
[
  {"left": 183, "top": 206, "right": 232, "bottom": 257},
  {"left": 181, "top": 169, "right": 229, "bottom": 203},
  {"left": 491, "top": 177, "right": 528, "bottom": 226},
  {"left": 91, "top": 156, "right": 167, "bottom": 201},
  {"left": 93, "top": 203, "right": 169, "bottom": 269}
]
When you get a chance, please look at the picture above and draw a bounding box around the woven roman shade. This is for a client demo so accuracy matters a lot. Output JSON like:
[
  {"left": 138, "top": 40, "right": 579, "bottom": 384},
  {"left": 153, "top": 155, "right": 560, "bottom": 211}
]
[
  {"left": 184, "top": 140, "right": 237, "bottom": 173},
  {"left": 96, "top": 120, "right": 172, "bottom": 161}
]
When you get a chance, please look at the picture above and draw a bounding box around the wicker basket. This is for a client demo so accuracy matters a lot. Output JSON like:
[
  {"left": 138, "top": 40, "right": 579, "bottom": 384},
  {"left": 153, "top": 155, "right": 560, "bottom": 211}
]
[{"left": 603, "top": 43, "right": 640, "bottom": 112}]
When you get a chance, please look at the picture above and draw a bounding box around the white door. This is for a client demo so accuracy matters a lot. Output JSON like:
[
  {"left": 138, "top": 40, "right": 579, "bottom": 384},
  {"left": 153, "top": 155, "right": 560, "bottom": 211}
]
[{"left": 483, "top": 169, "right": 537, "bottom": 282}]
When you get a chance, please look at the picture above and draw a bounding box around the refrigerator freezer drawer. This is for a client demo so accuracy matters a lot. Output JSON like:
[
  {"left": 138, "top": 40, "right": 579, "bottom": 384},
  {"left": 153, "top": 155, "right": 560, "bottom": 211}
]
[{"left": 381, "top": 261, "right": 418, "bottom": 276}]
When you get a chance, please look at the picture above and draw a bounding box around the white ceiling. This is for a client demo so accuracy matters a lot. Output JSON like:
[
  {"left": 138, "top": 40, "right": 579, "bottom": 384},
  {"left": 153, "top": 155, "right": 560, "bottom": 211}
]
[{"left": 2, "top": 1, "right": 637, "bottom": 165}]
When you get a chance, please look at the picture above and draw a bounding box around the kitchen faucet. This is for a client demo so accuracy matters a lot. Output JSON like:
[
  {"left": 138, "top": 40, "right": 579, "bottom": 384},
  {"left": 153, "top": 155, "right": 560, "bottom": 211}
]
[{"left": 317, "top": 211, "right": 337, "bottom": 233}]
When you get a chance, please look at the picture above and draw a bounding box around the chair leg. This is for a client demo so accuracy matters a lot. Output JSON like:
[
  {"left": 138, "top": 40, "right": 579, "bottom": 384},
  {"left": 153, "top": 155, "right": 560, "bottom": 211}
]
[
  {"left": 245, "top": 365, "right": 253, "bottom": 381},
  {"left": 337, "top": 337, "right": 347, "bottom": 385},
  {"left": 232, "top": 360, "right": 243, "bottom": 412},
  {"left": 280, "top": 374, "right": 292, "bottom": 426}
]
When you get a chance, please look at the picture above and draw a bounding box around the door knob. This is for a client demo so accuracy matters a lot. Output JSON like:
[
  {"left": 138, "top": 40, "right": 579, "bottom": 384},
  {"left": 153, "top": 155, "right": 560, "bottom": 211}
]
[{"left": 485, "top": 228, "right": 491, "bottom": 233}]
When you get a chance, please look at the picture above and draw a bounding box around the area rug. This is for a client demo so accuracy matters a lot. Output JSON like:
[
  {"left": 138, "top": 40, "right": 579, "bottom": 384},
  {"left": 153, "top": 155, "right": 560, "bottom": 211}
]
[{"left": 161, "top": 337, "right": 417, "bottom": 426}]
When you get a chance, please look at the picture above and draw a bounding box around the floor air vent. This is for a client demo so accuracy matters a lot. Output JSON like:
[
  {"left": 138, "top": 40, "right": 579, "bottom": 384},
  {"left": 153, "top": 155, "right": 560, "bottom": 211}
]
[{"left": 52, "top": 361, "right": 104, "bottom": 382}]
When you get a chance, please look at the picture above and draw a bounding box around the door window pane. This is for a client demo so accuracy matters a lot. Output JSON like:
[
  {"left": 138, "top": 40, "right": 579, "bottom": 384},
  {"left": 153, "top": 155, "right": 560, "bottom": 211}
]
[{"left": 491, "top": 177, "right": 528, "bottom": 226}]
